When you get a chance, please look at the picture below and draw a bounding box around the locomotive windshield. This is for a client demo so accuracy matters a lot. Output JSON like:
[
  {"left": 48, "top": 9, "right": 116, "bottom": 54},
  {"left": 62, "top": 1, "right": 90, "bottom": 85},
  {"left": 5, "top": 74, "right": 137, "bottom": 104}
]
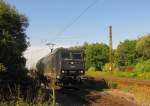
[
  {"left": 61, "top": 52, "right": 70, "bottom": 59},
  {"left": 72, "top": 53, "right": 81, "bottom": 59},
  {"left": 61, "top": 51, "right": 82, "bottom": 60}
]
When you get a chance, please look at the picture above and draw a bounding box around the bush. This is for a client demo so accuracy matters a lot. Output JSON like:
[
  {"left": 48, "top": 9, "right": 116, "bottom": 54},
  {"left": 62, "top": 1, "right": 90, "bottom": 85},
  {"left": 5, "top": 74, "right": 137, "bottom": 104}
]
[
  {"left": 102, "top": 63, "right": 118, "bottom": 72},
  {"left": 0, "top": 63, "right": 6, "bottom": 72},
  {"left": 137, "top": 72, "right": 150, "bottom": 80},
  {"left": 88, "top": 67, "right": 96, "bottom": 71},
  {"left": 85, "top": 68, "right": 102, "bottom": 78},
  {"left": 107, "top": 80, "right": 118, "bottom": 89},
  {"left": 135, "top": 60, "right": 150, "bottom": 72},
  {"left": 102, "top": 63, "right": 110, "bottom": 71}
]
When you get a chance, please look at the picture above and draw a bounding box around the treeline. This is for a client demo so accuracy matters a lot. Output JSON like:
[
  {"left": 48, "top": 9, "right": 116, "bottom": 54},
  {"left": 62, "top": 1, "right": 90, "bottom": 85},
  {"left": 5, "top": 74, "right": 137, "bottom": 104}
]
[
  {"left": 0, "top": 0, "right": 29, "bottom": 81},
  {"left": 0, "top": 1, "right": 55, "bottom": 105},
  {"left": 71, "top": 34, "right": 150, "bottom": 72},
  {"left": 115, "top": 35, "right": 150, "bottom": 72},
  {"left": 0, "top": 1, "right": 49, "bottom": 105}
]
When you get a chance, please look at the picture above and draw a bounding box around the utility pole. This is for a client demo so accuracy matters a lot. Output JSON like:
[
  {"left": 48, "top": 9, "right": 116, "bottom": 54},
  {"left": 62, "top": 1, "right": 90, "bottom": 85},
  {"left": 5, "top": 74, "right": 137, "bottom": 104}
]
[
  {"left": 46, "top": 43, "right": 55, "bottom": 53},
  {"left": 109, "top": 26, "right": 113, "bottom": 72}
]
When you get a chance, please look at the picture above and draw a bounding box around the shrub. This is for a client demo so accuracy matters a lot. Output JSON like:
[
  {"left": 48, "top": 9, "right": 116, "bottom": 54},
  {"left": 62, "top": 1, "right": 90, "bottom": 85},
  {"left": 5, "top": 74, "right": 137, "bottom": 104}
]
[
  {"left": 0, "top": 63, "right": 6, "bottom": 72},
  {"left": 88, "top": 67, "right": 96, "bottom": 71},
  {"left": 102, "top": 63, "right": 118, "bottom": 72},
  {"left": 107, "top": 80, "right": 118, "bottom": 89},
  {"left": 102, "top": 63, "right": 110, "bottom": 71},
  {"left": 135, "top": 60, "right": 150, "bottom": 72},
  {"left": 137, "top": 72, "right": 150, "bottom": 80},
  {"left": 125, "top": 65, "right": 135, "bottom": 72}
]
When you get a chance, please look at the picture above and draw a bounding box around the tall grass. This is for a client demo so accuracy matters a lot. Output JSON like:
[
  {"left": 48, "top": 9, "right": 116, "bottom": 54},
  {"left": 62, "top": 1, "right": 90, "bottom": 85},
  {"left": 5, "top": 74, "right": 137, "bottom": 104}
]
[
  {"left": 118, "top": 84, "right": 150, "bottom": 105},
  {"left": 86, "top": 69, "right": 150, "bottom": 105},
  {"left": 86, "top": 69, "right": 150, "bottom": 80},
  {"left": 85, "top": 69, "right": 102, "bottom": 78},
  {"left": 0, "top": 86, "right": 53, "bottom": 106},
  {"left": 0, "top": 79, "right": 54, "bottom": 106}
]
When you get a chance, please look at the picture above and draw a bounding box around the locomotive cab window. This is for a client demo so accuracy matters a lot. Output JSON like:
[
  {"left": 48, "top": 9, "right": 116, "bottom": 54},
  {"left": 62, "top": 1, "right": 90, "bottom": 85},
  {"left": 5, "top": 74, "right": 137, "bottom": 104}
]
[
  {"left": 72, "top": 53, "right": 82, "bottom": 59},
  {"left": 61, "top": 52, "right": 70, "bottom": 59}
]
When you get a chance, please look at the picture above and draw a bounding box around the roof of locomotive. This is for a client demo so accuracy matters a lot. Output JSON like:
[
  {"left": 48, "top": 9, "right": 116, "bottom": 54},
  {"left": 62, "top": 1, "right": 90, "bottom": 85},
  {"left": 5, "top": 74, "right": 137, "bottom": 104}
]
[
  {"left": 36, "top": 47, "right": 84, "bottom": 69},
  {"left": 38, "top": 48, "right": 83, "bottom": 60},
  {"left": 52, "top": 47, "right": 84, "bottom": 54}
]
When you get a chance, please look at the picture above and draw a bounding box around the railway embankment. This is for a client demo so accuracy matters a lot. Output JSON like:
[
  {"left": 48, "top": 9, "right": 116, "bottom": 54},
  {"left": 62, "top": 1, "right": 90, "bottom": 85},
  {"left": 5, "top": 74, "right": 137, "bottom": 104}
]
[{"left": 87, "top": 75, "right": 150, "bottom": 106}]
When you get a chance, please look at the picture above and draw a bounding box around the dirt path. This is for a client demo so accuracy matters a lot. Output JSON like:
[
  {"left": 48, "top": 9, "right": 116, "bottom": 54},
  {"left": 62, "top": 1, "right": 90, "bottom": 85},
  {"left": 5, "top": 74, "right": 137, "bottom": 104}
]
[{"left": 55, "top": 78, "right": 139, "bottom": 106}]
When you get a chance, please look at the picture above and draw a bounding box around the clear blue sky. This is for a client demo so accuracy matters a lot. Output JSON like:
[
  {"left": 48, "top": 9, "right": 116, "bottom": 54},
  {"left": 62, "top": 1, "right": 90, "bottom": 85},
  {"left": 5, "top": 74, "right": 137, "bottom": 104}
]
[{"left": 7, "top": 0, "right": 150, "bottom": 48}]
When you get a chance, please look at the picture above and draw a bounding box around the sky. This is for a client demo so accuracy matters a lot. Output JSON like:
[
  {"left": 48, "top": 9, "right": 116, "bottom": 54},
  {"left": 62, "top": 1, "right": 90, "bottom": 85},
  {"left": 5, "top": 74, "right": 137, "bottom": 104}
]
[{"left": 6, "top": 0, "right": 150, "bottom": 68}]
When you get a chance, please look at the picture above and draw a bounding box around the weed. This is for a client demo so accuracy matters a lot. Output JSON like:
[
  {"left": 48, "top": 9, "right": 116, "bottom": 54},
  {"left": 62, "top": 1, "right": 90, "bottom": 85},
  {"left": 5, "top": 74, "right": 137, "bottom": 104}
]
[
  {"left": 118, "top": 84, "right": 150, "bottom": 106},
  {"left": 107, "top": 80, "right": 118, "bottom": 89},
  {"left": 86, "top": 70, "right": 150, "bottom": 80}
]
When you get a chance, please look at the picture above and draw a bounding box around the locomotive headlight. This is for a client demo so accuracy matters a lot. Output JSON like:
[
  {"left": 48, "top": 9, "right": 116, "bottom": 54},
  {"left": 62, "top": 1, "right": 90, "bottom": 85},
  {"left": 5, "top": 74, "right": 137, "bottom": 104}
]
[
  {"left": 70, "top": 62, "right": 74, "bottom": 64},
  {"left": 56, "top": 75, "right": 60, "bottom": 79},
  {"left": 80, "top": 70, "right": 83, "bottom": 73},
  {"left": 62, "top": 70, "right": 65, "bottom": 73}
]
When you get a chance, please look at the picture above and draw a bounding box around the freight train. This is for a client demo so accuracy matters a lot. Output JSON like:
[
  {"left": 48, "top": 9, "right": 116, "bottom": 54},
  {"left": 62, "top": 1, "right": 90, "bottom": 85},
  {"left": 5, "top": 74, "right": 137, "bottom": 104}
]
[{"left": 36, "top": 48, "right": 85, "bottom": 86}]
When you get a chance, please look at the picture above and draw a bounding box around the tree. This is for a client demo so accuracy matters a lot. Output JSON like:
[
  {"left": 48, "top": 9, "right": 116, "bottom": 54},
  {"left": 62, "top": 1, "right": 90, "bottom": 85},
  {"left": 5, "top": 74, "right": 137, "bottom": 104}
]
[
  {"left": 85, "top": 43, "right": 109, "bottom": 70},
  {"left": 70, "top": 42, "right": 89, "bottom": 50},
  {"left": 0, "top": 0, "right": 29, "bottom": 79},
  {"left": 115, "top": 40, "right": 137, "bottom": 68},
  {"left": 135, "top": 59, "right": 150, "bottom": 72},
  {"left": 136, "top": 34, "right": 150, "bottom": 60}
]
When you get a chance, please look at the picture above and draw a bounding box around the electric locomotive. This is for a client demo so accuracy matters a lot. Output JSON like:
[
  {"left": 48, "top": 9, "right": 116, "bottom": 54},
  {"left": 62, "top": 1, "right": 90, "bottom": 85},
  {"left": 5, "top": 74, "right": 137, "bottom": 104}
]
[{"left": 36, "top": 48, "right": 84, "bottom": 85}]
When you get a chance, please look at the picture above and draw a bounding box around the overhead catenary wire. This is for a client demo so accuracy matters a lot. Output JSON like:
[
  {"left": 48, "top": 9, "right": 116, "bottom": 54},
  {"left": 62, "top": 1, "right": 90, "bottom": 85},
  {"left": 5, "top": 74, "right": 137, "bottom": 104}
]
[
  {"left": 56, "top": 0, "right": 99, "bottom": 36},
  {"left": 42, "top": 0, "right": 99, "bottom": 45}
]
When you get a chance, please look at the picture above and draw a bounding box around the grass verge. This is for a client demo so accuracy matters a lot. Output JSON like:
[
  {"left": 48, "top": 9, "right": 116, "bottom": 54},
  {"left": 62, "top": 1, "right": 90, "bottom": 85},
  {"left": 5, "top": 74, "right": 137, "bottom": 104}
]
[
  {"left": 118, "top": 84, "right": 150, "bottom": 105},
  {"left": 85, "top": 70, "right": 150, "bottom": 105},
  {"left": 85, "top": 70, "right": 150, "bottom": 80}
]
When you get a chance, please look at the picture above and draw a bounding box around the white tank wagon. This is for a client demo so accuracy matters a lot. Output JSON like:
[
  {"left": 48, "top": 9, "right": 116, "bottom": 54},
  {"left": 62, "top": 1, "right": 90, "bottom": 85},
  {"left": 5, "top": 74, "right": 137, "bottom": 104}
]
[{"left": 36, "top": 48, "right": 85, "bottom": 85}]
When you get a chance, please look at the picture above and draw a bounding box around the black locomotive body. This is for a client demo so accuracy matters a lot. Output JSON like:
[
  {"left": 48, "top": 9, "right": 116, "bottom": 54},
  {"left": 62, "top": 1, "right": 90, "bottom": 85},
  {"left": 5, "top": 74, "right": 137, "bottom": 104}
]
[{"left": 36, "top": 48, "right": 84, "bottom": 84}]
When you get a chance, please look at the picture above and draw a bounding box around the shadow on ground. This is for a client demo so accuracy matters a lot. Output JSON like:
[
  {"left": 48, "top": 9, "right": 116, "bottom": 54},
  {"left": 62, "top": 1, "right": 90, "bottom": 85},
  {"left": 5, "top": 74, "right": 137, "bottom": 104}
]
[{"left": 56, "top": 78, "right": 109, "bottom": 106}]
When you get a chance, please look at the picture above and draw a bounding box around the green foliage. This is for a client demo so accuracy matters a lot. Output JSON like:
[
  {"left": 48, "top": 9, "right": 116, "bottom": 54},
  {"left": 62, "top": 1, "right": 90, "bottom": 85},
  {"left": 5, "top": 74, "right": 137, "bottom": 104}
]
[
  {"left": 71, "top": 42, "right": 109, "bottom": 71},
  {"left": 137, "top": 72, "right": 150, "bottom": 80},
  {"left": 102, "top": 63, "right": 110, "bottom": 72},
  {"left": 107, "top": 80, "right": 118, "bottom": 89},
  {"left": 136, "top": 34, "right": 150, "bottom": 60},
  {"left": 0, "top": 0, "right": 29, "bottom": 87},
  {"left": 0, "top": 63, "right": 6, "bottom": 72},
  {"left": 102, "top": 63, "right": 117, "bottom": 72},
  {"left": 114, "top": 34, "right": 150, "bottom": 72},
  {"left": 83, "top": 34, "right": 150, "bottom": 79},
  {"left": 85, "top": 69, "right": 102, "bottom": 78},
  {"left": 112, "top": 71, "right": 137, "bottom": 78},
  {"left": 88, "top": 67, "right": 96, "bottom": 71},
  {"left": 85, "top": 43, "right": 109, "bottom": 70},
  {"left": 86, "top": 70, "right": 150, "bottom": 80},
  {"left": 0, "top": 0, "right": 29, "bottom": 71},
  {"left": 69, "top": 45, "right": 84, "bottom": 50},
  {"left": 0, "top": 1, "right": 31, "bottom": 104},
  {"left": 115, "top": 40, "right": 137, "bottom": 70},
  {"left": 0, "top": 83, "right": 53, "bottom": 106},
  {"left": 135, "top": 60, "right": 150, "bottom": 72}
]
